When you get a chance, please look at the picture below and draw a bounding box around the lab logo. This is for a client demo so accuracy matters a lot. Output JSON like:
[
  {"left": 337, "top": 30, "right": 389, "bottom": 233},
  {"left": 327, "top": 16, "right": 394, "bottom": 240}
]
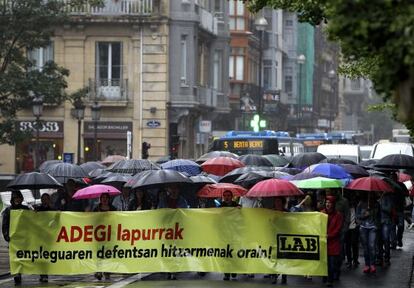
[{"left": 277, "top": 234, "right": 320, "bottom": 260}]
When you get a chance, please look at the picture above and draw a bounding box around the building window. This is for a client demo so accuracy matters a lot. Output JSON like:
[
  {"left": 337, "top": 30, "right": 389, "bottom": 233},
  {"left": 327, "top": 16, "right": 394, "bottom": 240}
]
[
  {"left": 285, "top": 19, "right": 293, "bottom": 27},
  {"left": 264, "top": 66, "right": 272, "bottom": 89},
  {"left": 284, "top": 75, "right": 292, "bottom": 93},
  {"left": 213, "top": 50, "right": 223, "bottom": 90},
  {"left": 229, "top": 0, "right": 245, "bottom": 31},
  {"left": 350, "top": 79, "right": 361, "bottom": 90},
  {"left": 180, "top": 35, "right": 187, "bottom": 85},
  {"left": 96, "top": 42, "right": 122, "bottom": 99},
  {"left": 27, "top": 43, "right": 54, "bottom": 71},
  {"left": 198, "top": 42, "right": 209, "bottom": 86},
  {"left": 96, "top": 42, "right": 122, "bottom": 82},
  {"left": 229, "top": 47, "right": 245, "bottom": 81}
]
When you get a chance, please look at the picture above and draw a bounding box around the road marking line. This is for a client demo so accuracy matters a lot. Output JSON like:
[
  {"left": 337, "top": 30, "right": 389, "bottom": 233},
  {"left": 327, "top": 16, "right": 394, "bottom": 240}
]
[
  {"left": 0, "top": 277, "right": 12, "bottom": 285},
  {"left": 107, "top": 273, "right": 150, "bottom": 288}
]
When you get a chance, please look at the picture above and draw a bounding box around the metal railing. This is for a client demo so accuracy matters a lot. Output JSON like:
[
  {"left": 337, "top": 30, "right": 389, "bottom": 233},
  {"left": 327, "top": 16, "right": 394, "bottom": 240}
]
[
  {"left": 63, "top": 0, "right": 153, "bottom": 15},
  {"left": 89, "top": 78, "right": 128, "bottom": 101}
]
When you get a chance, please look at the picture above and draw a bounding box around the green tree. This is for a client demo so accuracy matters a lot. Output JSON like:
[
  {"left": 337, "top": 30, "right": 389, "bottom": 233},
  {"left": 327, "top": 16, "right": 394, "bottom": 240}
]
[
  {"left": 248, "top": 0, "right": 414, "bottom": 127},
  {"left": 0, "top": 0, "right": 101, "bottom": 144}
]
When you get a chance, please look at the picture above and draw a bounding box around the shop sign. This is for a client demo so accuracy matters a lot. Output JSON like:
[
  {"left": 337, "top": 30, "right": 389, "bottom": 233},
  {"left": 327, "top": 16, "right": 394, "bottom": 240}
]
[
  {"left": 63, "top": 153, "right": 74, "bottom": 164},
  {"left": 18, "top": 121, "right": 63, "bottom": 133},
  {"left": 146, "top": 120, "right": 161, "bottom": 128},
  {"left": 199, "top": 120, "right": 211, "bottom": 133},
  {"left": 84, "top": 122, "right": 133, "bottom": 133}
]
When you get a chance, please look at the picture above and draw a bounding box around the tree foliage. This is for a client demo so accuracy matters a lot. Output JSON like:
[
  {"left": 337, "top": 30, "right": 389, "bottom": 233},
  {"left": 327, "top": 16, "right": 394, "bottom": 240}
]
[
  {"left": 248, "top": 0, "right": 414, "bottom": 128},
  {"left": 0, "top": 0, "right": 102, "bottom": 145}
]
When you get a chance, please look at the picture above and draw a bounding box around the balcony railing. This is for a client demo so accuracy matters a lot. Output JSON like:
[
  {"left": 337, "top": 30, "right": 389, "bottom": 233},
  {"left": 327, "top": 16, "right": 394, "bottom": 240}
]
[
  {"left": 64, "top": 0, "right": 153, "bottom": 16},
  {"left": 89, "top": 78, "right": 128, "bottom": 101}
]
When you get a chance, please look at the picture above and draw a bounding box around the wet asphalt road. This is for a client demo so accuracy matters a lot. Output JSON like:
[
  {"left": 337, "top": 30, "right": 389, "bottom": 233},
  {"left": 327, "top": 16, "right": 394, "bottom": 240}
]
[{"left": 0, "top": 229, "right": 413, "bottom": 288}]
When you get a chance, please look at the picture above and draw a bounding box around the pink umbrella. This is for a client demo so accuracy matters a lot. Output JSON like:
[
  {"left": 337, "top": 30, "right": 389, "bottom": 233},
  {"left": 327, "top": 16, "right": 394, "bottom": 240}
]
[
  {"left": 246, "top": 179, "right": 303, "bottom": 198},
  {"left": 72, "top": 184, "right": 121, "bottom": 200}
]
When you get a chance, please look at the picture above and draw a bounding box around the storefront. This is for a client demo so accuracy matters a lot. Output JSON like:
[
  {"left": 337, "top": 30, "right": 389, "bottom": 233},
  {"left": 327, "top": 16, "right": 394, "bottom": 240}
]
[
  {"left": 83, "top": 121, "right": 132, "bottom": 162},
  {"left": 15, "top": 120, "right": 64, "bottom": 173}
]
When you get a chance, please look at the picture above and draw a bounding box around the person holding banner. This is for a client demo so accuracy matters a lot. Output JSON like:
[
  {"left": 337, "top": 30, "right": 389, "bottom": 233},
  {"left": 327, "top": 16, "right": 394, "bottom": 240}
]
[
  {"left": 356, "top": 192, "right": 379, "bottom": 274},
  {"left": 112, "top": 186, "right": 135, "bottom": 211},
  {"left": 221, "top": 190, "right": 240, "bottom": 281},
  {"left": 35, "top": 193, "right": 55, "bottom": 283},
  {"left": 1, "top": 190, "right": 30, "bottom": 285},
  {"left": 93, "top": 193, "right": 117, "bottom": 280},
  {"left": 322, "top": 196, "right": 343, "bottom": 287},
  {"left": 271, "top": 197, "right": 288, "bottom": 285},
  {"left": 158, "top": 184, "right": 188, "bottom": 280}
]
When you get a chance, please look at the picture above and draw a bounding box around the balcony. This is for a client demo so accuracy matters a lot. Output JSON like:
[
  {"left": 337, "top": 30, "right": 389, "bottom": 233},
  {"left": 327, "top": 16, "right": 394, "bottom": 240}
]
[
  {"left": 63, "top": 0, "right": 154, "bottom": 16},
  {"left": 88, "top": 78, "right": 128, "bottom": 105},
  {"left": 197, "top": 6, "right": 218, "bottom": 35}
]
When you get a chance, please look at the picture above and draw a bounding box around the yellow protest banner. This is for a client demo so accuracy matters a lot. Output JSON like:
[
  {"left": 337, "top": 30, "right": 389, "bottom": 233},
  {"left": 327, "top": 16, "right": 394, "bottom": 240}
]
[{"left": 9, "top": 208, "right": 327, "bottom": 276}]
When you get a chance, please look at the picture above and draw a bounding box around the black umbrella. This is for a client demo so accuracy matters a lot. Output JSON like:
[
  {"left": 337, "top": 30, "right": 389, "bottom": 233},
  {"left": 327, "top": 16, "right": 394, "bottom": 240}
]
[
  {"left": 7, "top": 172, "right": 63, "bottom": 190},
  {"left": 38, "top": 160, "right": 62, "bottom": 173},
  {"left": 190, "top": 175, "right": 217, "bottom": 185},
  {"left": 289, "top": 172, "right": 324, "bottom": 181},
  {"left": 196, "top": 151, "right": 239, "bottom": 163},
  {"left": 289, "top": 152, "right": 326, "bottom": 168},
  {"left": 80, "top": 162, "right": 106, "bottom": 174},
  {"left": 219, "top": 166, "right": 273, "bottom": 183},
  {"left": 234, "top": 171, "right": 288, "bottom": 188},
  {"left": 339, "top": 164, "right": 369, "bottom": 178},
  {"left": 88, "top": 168, "right": 107, "bottom": 178},
  {"left": 263, "top": 154, "right": 289, "bottom": 167},
  {"left": 320, "top": 158, "right": 357, "bottom": 165},
  {"left": 274, "top": 167, "right": 302, "bottom": 175},
  {"left": 126, "top": 170, "right": 192, "bottom": 189},
  {"left": 359, "top": 159, "right": 377, "bottom": 168},
  {"left": 101, "top": 174, "right": 132, "bottom": 187},
  {"left": 107, "top": 159, "right": 160, "bottom": 174},
  {"left": 92, "top": 171, "right": 118, "bottom": 184},
  {"left": 44, "top": 163, "right": 88, "bottom": 183},
  {"left": 375, "top": 154, "right": 414, "bottom": 169},
  {"left": 238, "top": 154, "right": 273, "bottom": 167}
]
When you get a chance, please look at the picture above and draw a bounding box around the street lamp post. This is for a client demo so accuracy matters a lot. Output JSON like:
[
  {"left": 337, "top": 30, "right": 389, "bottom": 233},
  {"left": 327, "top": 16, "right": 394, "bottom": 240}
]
[
  {"left": 254, "top": 16, "right": 268, "bottom": 129},
  {"left": 91, "top": 102, "right": 101, "bottom": 161},
  {"left": 297, "top": 54, "right": 306, "bottom": 133},
  {"left": 73, "top": 101, "right": 85, "bottom": 165},
  {"left": 328, "top": 69, "right": 336, "bottom": 132},
  {"left": 32, "top": 96, "right": 43, "bottom": 169}
]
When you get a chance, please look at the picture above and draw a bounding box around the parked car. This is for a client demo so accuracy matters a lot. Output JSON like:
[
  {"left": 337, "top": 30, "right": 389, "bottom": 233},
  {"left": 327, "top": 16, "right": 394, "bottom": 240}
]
[
  {"left": 316, "top": 144, "right": 361, "bottom": 163},
  {"left": 370, "top": 142, "right": 414, "bottom": 159},
  {"left": 360, "top": 145, "right": 373, "bottom": 161}
]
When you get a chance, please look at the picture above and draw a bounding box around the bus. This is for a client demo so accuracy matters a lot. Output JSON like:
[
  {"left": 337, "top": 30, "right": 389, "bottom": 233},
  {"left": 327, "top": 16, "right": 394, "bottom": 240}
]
[
  {"left": 296, "top": 133, "right": 332, "bottom": 153},
  {"left": 210, "top": 130, "right": 304, "bottom": 156}
]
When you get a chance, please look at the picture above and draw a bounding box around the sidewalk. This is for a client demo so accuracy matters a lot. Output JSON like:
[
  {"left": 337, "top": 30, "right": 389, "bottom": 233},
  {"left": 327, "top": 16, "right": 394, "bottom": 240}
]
[{"left": 0, "top": 218, "right": 9, "bottom": 277}]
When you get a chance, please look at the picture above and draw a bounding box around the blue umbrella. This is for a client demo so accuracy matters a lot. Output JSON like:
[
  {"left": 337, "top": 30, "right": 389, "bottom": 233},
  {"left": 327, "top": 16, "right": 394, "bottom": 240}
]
[
  {"left": 161, "top": 159, "right": 201, "bottom": 176},
  {"left": 304, "top": 163, "right": 352, "bottom": 180}
]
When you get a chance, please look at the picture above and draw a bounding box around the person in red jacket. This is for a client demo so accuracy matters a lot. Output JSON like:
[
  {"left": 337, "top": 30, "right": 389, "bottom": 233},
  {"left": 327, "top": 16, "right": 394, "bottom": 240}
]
[{"left": 322, "top": 195, "right": 343, "bottom": 287}]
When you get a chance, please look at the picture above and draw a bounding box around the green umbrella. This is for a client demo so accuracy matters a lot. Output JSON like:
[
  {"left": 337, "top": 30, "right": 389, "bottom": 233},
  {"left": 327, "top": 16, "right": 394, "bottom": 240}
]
[
  {"left": 291, "top": 177, "right": 344, "bottom": 189},
  {"left": 263, "top": 154, "right": 288, "bottom": 167}
]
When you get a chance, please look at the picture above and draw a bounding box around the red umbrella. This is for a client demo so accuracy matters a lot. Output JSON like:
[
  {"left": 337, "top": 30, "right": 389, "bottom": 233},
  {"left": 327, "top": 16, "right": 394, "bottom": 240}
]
[
  {"left": 201, "top": 157, "right": 245, "bottom": 176},
  {"left": 197, "top": 183, "right": 247, "bottom": 198},
  {"left": 398, "top": 172, "right": 412, "bottom": 183},
  {"left": 346, "top": 176, "right": 394, "bottom": 193},
  {"left": 246, "top": 179, "right": 303, "bottom": 198}
]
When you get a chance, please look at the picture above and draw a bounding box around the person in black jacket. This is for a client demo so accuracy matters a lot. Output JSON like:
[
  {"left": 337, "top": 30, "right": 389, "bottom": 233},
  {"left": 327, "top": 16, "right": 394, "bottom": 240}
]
[
  {"left": 221, "top": 190, "right": 239, "bottom": 281},
  {"left": 35, "top": 193, "right": 55, "bottom": 283},
  {"left": 1, "top": 190, "right": 30, "bottom": 285}
]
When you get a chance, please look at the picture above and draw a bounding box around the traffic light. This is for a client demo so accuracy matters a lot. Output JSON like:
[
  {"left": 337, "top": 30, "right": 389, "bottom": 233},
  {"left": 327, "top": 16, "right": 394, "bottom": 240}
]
[
  {"left": 170, "top": 135, "right": 179, "bottom": 159},
  {"left": 142, "top": 142, "right": 151, "bottom": 159},
  {"left": 250, "top": 114, "right": 266, "bottom": 132}
]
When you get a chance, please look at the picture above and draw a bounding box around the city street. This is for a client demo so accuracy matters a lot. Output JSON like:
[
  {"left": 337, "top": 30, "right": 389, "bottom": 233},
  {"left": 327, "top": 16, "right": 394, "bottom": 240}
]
[{"left": 0, "top": 229, "right": 413, "bottom": 288}]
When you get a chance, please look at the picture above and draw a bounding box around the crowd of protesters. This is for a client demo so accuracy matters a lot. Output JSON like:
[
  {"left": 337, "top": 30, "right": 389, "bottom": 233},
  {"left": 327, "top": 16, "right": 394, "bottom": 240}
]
[{"left": 2, "top": 169, "right": 414, "bottom": 287}]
